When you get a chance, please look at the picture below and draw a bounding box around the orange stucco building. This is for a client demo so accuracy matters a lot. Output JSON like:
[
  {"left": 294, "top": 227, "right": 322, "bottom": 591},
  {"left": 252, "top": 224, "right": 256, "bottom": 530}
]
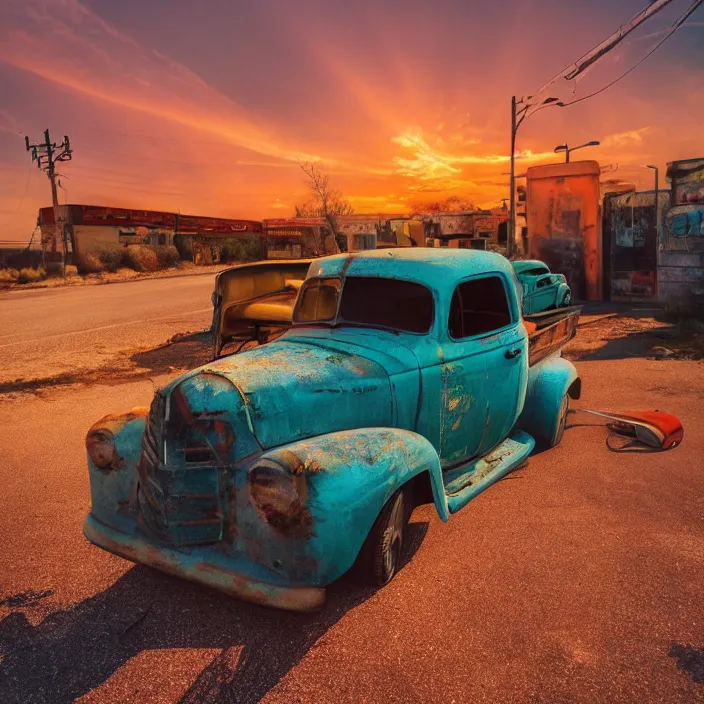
[{"left": 526, "top": 160, "right": 602, "bottom": 301}]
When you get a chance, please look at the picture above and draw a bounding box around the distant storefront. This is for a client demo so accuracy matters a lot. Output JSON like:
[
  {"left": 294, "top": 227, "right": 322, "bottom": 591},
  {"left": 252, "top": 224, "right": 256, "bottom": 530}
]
[{"left": 421, "top": 211, "right": 505, "bottom": 250}]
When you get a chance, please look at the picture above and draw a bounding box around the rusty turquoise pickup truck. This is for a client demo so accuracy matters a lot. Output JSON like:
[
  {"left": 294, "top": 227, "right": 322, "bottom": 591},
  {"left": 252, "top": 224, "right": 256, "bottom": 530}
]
[{"left": 84, "top": 249, "right": 581, "bottom": 611}]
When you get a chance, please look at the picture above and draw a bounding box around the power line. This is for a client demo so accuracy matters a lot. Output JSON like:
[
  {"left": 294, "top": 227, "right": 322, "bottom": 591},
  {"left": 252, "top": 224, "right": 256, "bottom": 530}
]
[
  {"left": 558, "top": 0, "right": 704, "bottom": 109},
  {"left": 532, "top": 0, "right": 679, "bottom": 102}
]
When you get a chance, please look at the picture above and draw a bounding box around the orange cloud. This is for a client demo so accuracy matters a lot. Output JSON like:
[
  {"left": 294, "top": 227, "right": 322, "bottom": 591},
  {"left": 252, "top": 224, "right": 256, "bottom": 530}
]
[{"left": 391, "top": 127, "right": 555, "bottom": 189}]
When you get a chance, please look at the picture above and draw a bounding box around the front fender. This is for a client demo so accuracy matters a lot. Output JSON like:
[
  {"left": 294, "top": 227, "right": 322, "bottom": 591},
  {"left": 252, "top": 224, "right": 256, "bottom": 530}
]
[
  {"left": 85, "top": 408, "right": 147, "bottom": 531},
  {"left": 518, "top": 356, "right": 579, "bottom": 444},
  {"left": 260, "top": 427, "right": 447, "bottom": 583}
]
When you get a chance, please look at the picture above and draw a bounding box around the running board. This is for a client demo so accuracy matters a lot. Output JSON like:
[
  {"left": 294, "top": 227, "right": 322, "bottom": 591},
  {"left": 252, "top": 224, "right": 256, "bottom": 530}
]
[{"left": 443, "top": 431, "right": 535, "bottom": 514}]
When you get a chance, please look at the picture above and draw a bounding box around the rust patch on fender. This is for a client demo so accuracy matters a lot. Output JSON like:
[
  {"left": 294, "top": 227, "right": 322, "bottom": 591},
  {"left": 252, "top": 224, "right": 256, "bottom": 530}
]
[{"left": 278, "top": 449, "right": 323, "bottom": 475}]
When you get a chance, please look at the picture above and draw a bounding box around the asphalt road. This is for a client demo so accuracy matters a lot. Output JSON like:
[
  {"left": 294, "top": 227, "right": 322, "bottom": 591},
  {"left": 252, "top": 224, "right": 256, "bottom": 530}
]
[
  {"left": 0, "top": 275, "right": 216, "bottom": 387},
  {"left": 0, "top": 358, "right": 703, "bottom": 703}
]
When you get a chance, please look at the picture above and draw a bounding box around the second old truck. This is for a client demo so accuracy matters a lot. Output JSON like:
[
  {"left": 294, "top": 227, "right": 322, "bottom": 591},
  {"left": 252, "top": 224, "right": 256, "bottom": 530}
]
[{"left": 84, "top": 249, "right": 582, "bottom": 611}]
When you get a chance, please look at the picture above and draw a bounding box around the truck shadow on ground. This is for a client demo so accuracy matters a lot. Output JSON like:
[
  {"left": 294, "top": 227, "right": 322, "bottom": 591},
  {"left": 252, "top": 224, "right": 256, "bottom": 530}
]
[
  {"left": 130, "top": 331, "right": 215, "bottom": 377},
  {"left": 0, "top": 521, "right": 429, "bottom": 704}
]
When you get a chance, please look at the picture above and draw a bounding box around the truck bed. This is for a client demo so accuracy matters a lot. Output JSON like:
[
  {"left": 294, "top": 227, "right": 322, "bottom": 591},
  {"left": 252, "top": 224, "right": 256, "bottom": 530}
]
[{"left": 524, "top": 306, "right": 582, "bottom": 366}]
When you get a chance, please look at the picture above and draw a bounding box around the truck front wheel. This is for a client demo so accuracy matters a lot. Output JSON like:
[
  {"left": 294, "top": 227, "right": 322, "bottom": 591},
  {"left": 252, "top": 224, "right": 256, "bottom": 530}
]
[{"left": 351, "top": 487, "right": 409, "bottom": 587}]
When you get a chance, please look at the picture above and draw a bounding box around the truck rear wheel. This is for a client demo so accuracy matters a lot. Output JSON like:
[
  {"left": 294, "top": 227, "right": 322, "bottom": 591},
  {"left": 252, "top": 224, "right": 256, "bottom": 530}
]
[
  {"left": 551, "top": 393, "right": 569, "bottom": 447},
  {"left": 351, "top": 487, "right": 409, "bottom": 587}
]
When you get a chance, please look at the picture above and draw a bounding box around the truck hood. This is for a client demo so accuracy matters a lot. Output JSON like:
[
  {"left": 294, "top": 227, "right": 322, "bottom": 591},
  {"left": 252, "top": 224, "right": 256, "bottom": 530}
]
[{"left": 182, "top": 337, "right": 414, "bottom": 450}]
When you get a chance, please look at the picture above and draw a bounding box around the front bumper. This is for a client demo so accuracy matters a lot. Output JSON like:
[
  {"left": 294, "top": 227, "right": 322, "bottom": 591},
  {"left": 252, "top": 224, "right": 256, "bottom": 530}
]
[{"left": 83, "top": 514, "right": 326, "bottom": 612}]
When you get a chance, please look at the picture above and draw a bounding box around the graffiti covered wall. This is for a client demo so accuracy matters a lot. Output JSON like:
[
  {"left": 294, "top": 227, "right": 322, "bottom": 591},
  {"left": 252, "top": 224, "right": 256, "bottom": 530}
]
[
  {"left": 660, "top": 159, "right": 704, "bottom": 308},
  {"left": 603, "top": 191, "right": 669, "bottom": 300}
]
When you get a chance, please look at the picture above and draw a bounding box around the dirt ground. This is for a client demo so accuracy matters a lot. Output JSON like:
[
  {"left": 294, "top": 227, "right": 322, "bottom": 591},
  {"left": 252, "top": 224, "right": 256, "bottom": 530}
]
[{"left": 564, "top": 312, "right": 704, "bottom": 362}]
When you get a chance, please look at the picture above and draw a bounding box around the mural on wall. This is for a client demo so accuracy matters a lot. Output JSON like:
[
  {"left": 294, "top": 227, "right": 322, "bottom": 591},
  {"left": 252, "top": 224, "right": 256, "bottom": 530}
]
[
  {"left": 658, "top": 159, "right": 704, "bottom": 308},
  {"left": 666, "top": 205, "right": 704, "bottom": 238},
  {"left": 665, "top": 159, "right": 704, "bottom": 242},
  {"left": 674, "top": 167, "right": 704, "bottom": 206}
]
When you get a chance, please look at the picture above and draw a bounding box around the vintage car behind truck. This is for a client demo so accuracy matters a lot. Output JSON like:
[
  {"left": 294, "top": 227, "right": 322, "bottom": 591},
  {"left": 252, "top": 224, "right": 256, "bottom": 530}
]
[
  {"left": 512, "top": 259, "right": 572, "bottom": 315},
  {"left": 84, "top": 250, "right": 582, "bottom": 611}
]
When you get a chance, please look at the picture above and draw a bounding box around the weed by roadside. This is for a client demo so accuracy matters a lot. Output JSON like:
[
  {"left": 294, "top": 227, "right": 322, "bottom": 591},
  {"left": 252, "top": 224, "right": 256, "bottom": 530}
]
[
  {"left": 0, "top": 268, "right": 20, "bottom": 283},
  {"left": 17, "top": 267, "right": 46, "bottom": 284}
]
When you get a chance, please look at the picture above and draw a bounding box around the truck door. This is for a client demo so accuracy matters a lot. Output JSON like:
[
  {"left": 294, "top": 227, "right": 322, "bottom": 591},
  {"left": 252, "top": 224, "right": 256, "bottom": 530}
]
[{"left": 439, "top": 274, "right": 527, "bottom": 466}]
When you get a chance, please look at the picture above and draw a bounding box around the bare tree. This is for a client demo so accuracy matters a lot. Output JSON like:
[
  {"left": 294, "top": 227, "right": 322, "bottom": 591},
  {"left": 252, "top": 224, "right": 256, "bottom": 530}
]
[{"left": 295, "top": 162, "right": 354, "bottom": 236}]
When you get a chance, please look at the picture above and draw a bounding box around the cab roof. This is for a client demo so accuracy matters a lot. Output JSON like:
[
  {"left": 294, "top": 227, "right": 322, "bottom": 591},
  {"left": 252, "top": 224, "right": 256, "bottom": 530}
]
[{"left": 307, "top": 248, "right": 515, "bottom": 295}]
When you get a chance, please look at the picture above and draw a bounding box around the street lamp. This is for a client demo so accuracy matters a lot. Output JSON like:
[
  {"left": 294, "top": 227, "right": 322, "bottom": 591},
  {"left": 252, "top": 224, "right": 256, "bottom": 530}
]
[
  {"left": 509, "top": 95, "right": 562, "bottom": 258},
  {"left": 554, "top": 140, "right": 600, "bottom": 163},
  {"left": 646, "top": 164, "right": 659, "bottom": 240}
]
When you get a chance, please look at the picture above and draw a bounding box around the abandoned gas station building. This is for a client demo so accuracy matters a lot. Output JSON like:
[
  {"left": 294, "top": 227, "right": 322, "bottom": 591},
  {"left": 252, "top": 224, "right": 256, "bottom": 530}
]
[{"left": 38, "top": 204, "right": 262, "bottom": 264}]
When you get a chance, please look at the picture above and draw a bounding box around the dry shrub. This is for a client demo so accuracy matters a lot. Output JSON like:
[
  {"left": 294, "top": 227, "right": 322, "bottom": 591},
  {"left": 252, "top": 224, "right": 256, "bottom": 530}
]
[
  {"left": 17, "top": 267, "right": 46, "bottom": 284},
  {"left": 179, "top": 260, "right": 195, "bottom": 270},
  {"left": 153, "top": 245, "right": 180, "bottom": 269},
  {"left": 78, "top": 252, "right": 105, "bottom": 274},
  {"left": 96, "top": 246, "right": 124, "bottom": 272},
  {"left": 220, "top": 236, "right": 260, "bottom": 263},
  {"left": 0, "top": 268, "right": 19, "bottom": 282},
  {"left": 65, "top": 264, "right": 78, "bottom": 277},
  {"left": 122, "top": 245, "right": 158, "bottom": 272}
]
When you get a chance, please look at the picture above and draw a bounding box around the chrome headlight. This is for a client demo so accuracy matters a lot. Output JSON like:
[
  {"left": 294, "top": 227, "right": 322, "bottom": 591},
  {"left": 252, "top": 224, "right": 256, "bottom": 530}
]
[{"left": 86, "top": 427, "right": 121, "bottom": 472}]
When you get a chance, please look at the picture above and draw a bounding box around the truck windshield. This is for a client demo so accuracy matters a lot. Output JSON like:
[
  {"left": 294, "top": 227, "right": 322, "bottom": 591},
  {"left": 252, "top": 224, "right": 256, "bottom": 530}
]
[{"left": 294, "top": 276, "right": 434, "bottom": 334}]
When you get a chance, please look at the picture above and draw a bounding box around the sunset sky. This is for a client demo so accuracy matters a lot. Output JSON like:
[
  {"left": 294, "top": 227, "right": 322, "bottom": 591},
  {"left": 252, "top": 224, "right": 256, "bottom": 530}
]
[{"left": 1, "top": 0, "right": 703, "bottom": 242}]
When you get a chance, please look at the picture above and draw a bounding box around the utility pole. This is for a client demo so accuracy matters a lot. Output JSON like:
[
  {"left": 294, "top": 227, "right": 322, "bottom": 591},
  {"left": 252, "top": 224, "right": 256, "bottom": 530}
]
[
  {"left": 25, "top": 129, "right": 72, "bottom": 275},
  {"left": 508, "top": 96, "right": 517, "bottom": 259},
  {"left": 646, "top": 164, "right": 659, "bottom": 243}
]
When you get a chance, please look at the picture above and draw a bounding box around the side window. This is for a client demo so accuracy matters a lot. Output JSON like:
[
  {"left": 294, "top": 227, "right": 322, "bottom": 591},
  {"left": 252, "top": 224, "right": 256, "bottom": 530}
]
[{"left": 448, "top": 276, "right": 513, "bottom": 339}]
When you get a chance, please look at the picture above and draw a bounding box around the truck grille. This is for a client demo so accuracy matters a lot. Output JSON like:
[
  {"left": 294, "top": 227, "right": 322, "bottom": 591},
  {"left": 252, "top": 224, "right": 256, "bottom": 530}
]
[{"left": 138, "top": 391, "right": 224, "bottom": 547}]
